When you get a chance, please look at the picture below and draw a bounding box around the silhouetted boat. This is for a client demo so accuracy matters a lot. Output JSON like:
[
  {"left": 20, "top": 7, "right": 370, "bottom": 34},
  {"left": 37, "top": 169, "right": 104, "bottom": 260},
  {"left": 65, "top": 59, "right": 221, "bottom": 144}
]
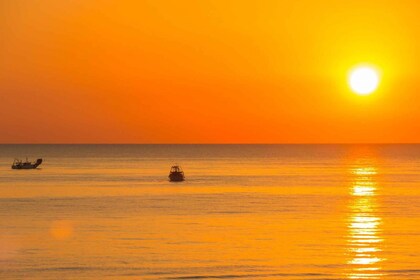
[
  {"left": 12, "top": 158, "right": 43, "bottom": 169},
  {"left": 169, "top": 165, "right": 185, "bottom": 182}
]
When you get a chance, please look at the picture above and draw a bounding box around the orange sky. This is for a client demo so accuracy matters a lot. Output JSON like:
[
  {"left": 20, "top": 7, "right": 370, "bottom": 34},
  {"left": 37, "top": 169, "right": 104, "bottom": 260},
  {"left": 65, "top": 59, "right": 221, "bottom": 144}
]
[{"left": 1, "top": 0, "right": 420, "bottom": 143}]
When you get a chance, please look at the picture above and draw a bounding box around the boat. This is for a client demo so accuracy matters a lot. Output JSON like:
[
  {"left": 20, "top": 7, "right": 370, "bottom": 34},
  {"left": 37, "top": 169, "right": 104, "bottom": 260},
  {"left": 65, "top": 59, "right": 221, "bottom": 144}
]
[
  {"left": 12, "top": 158, "right": 43, "bottom": 169},
  {"left": 168, "top": 165, "right": 185, "bottom": 182}
]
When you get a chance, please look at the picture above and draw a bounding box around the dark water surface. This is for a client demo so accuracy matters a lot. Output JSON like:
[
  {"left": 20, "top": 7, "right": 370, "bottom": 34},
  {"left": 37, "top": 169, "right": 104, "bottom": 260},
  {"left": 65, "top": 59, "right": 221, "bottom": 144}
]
[{"left": 0, "top": 145, "right": 419, "bottom": 279}]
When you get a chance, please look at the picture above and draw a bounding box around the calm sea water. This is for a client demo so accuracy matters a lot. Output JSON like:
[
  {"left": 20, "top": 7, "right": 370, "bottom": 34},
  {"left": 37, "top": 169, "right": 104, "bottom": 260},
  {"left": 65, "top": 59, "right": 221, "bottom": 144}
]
[{"left": 0, "top": 144, "right": 419, "bottom": 279}]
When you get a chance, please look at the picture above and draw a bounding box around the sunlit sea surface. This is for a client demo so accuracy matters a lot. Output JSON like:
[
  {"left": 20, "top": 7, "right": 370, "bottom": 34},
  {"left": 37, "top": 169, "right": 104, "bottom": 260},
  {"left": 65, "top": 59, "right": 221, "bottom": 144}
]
[{"left": 0, "top": 144, "right": 419, "bottom": 279}]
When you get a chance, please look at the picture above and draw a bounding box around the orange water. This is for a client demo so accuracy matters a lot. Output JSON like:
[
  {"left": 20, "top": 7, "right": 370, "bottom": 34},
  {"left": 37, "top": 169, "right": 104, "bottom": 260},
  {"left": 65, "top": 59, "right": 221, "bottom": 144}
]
[{"left": 0, "top": 145, "right": 419, "bottom": 279}]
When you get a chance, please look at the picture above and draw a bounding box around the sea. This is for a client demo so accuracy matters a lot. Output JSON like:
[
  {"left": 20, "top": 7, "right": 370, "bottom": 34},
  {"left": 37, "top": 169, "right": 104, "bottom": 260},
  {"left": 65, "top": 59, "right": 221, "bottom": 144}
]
[{"left": 0, "top": 144, "right": 419, "bottom": 279}]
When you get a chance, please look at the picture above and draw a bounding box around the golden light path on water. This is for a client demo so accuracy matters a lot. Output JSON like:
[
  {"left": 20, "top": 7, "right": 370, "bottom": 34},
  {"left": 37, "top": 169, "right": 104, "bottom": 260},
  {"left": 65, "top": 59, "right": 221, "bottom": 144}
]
[{"left": 347, "top": 165, "right": 385, "bottom": 279}]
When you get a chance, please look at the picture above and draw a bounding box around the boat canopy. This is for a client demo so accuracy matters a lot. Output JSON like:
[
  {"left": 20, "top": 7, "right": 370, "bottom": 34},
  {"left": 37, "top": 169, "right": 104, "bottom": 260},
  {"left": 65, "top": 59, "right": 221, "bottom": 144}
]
[{"left": 170, "top": 165, "right": 183, "bottom": 173}]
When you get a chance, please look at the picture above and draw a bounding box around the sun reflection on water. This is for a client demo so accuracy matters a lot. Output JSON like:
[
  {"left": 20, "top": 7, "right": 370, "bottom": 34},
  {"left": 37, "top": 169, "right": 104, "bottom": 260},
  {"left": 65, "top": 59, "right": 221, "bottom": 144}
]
[{"left": 347, "top": 166, "right": 385, "bottom": 279}]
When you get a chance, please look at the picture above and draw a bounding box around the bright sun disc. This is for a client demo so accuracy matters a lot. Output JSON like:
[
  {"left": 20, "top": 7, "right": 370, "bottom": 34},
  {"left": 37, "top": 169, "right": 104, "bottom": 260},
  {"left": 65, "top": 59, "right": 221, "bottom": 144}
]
[{"left": 349, "top": 66, "right": 379, "bottom": 95}]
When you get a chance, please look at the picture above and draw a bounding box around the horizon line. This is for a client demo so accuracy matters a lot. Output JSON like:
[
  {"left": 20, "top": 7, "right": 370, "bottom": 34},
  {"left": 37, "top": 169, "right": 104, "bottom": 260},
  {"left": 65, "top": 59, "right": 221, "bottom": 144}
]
[{"left": 0, "top": 143, "right": 419, "bottom": 145}]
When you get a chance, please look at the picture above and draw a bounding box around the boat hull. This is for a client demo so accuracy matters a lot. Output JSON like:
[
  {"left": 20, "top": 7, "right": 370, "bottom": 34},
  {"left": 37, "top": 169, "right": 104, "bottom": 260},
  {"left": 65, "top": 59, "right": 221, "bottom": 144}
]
[
  {"left": 12, "top": 165, "right": 39, "bottom": 169},
  {"left": 169, "top": 172, "right": 185, "bottom": 182}
]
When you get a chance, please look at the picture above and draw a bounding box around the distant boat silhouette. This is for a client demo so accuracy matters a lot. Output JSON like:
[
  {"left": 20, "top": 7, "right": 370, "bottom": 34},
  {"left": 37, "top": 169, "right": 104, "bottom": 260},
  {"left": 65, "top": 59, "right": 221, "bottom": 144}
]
[
  {"left": 168, "top": 165, "right": 185, "bottom": 182},
  {"left": 12, "top": 158, "right": 43, "bottom": 169}
]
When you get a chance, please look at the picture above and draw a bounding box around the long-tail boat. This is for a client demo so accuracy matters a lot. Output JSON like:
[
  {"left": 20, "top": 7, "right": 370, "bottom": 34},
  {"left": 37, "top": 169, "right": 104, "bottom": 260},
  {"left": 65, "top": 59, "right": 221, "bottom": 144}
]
[
  {"left": 168, "top": 165, "right": 185, "bottom": 182},
  {"left": 12, "top": 158, "right": 43, "bottom": 169}
]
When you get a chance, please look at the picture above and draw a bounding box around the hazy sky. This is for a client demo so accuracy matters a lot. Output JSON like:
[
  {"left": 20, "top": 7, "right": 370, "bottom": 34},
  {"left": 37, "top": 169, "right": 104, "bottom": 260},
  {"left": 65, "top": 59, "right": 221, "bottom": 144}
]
[{"left": 1, "top": 0, "right": 419, "bottom": 143}]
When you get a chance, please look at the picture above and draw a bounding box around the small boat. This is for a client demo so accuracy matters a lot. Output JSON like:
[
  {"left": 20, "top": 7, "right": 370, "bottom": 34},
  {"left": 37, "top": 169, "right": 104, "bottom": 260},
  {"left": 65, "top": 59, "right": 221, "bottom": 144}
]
[
  {"left": 168, "top": 165, "right": 185, "bottom": 182},
  {"left": 12, "top": 158, "right": 43, "bottom": 169}
]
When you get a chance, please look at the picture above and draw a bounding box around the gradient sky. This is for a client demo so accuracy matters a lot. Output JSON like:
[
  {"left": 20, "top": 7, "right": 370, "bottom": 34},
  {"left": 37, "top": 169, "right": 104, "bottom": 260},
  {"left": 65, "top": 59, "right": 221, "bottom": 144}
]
[{"left": 1, "top": 0, "right": 419, "bottom": 143}]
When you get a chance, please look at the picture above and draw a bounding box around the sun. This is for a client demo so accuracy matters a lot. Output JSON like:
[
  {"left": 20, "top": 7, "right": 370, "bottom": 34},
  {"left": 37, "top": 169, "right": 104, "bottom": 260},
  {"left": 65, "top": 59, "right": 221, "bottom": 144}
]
[{"left": 348, "top": 66, "right": 380, "bottom": 95}]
